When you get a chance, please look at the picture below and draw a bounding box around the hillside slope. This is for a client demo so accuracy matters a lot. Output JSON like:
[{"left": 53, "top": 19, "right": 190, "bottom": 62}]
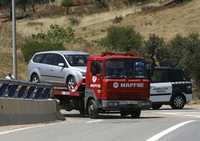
[{"left": 1, "top": 0, "right": 200, "bottom": 79}]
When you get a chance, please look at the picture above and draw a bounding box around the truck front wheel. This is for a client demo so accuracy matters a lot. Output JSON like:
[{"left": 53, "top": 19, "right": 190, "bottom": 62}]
[{"left": 88, "top": 99, "right": 99, "bottom": 119}]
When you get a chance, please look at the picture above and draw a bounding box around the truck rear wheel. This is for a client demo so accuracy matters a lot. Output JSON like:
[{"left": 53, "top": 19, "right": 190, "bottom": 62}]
[
  {"left": 131, "top": 109, "right": 141, "bottom": 118},
  {"left": 152, "top": 104, "right": 162, "bottom": 110},
  {"left": 88, "top": 99, "right": 99, "bottom": 119}
]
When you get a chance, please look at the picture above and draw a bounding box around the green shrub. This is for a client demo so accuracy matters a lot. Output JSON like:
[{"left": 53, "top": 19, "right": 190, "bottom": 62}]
[
  {"left": 100, "top": 26, "right": 143, "bottom": 53},
  {"left": 21, "top": 39, "right": 64, "bottom": 62},
  {"left": 22, "top": 24, "right": 74, "bottom": 62}
]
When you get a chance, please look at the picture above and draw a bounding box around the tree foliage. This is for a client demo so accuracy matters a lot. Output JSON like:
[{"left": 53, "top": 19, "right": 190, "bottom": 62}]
[
  {"left": 101, "top": 26, "right": 143, "bottom": 53},
  {"left": 21, "top": 24, "right": 74, "bottom": 62}
]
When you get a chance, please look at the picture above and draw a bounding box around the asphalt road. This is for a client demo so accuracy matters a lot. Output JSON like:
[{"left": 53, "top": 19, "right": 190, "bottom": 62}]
[{"left": 0, "top": 105, "right": 200, "bottom": 141}]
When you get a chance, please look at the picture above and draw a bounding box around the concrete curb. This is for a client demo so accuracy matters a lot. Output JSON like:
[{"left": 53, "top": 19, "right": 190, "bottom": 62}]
[{"left": 0, "top": 98, "right": 65, "bottom": 125}]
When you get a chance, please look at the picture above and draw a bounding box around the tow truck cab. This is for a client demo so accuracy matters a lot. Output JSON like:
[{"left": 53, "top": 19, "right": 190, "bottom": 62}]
[{"left": 85, "top": 53, "right": 151, "bottom": 118}]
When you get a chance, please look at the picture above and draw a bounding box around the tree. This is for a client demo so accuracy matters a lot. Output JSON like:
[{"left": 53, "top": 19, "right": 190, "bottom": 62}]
[
  {"left": 62, "top": 0, "right": 73, "bottom": 14},
  {"left": 144, "top": 34, "right": 166, "bottom": 67},
  {"left": 101, "top": 26, "right": 143, "bottom": 53}
]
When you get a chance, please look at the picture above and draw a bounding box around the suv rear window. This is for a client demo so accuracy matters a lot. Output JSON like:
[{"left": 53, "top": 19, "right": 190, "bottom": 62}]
[
  {"left": 151, "top": 68, "right": 187, "bottom": 82},
  {"left": 33, "top": 54, "right": 44, "bottom": 63},
  {"left": 169, "top": 70, "right": 186, "bottom": 81}
]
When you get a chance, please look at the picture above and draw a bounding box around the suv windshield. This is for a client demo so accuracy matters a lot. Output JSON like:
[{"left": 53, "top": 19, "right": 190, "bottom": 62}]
[
  {"left": 65, "top": 55, "right": 88, "bottom": 67},
  {"left": 105, "top": 59, "right": 147, "bottom": 79}
]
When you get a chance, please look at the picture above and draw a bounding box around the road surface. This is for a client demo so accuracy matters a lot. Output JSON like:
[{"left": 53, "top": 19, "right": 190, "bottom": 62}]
[{"left": 0, "top": 105, "right": 200, "bottom": 141}]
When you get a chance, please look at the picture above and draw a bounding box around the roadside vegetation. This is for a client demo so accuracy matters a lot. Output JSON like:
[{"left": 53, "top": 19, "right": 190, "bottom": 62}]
[{"left": 1, "top": 0, "right": 200, "bottom": 99}]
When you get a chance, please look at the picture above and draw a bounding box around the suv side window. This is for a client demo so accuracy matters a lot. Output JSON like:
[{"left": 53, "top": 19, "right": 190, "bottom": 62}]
[
  {"left": 169, "top": 70, "right": 185, "bottom": 82},
  {"left": 40, "top": 53, "right": 55, "bottom": 65},
  {"left": 151, "top": 69, "right": 169, "bottom": 82},
  {"left": 54, "top": 54, "right": 66, "bottom": 66},
  {"left": 33, "top": 54, "right": 44, "bottom": 63}
]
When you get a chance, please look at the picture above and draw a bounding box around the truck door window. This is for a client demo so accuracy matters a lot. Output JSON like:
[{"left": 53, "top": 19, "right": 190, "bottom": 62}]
[{"left": 91, "top": 61, "right": 102, "bottom": 75}]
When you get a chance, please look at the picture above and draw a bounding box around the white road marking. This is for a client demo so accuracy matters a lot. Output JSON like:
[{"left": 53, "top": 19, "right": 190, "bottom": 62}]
[
  {"left": 86, "top": 119, "right": 103, "bottom": 124},
  {"left": 146, "top": 120, "right": 195, "bottom": 141},
  {"left": 0, "top": 125, "right": 44, "bottom": 136},
  {"left": 0, "top": 122, "right": 61, "bottom": 136}
]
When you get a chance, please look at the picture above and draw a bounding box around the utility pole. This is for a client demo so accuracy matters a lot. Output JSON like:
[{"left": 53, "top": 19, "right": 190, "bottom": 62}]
[{"left": 12, "top": 0, "right": 17, "bottom": 79}]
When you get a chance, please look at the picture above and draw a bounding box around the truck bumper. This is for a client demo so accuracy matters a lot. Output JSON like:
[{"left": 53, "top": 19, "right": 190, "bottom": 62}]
[{"left": 99, "top": 100, "right": 152, "bottom": 111}]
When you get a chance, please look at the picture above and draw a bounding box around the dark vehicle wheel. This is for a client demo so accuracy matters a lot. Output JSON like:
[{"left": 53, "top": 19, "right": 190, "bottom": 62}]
[
  {"left": 67, "top": 76, "right": 77, "bottom": 91},
  {"left": 79, "top": 100, "right": 85, "bottom": 117},
  {"left": 31, "top": 74, "right": 40, "bottom": 83},
  {"left": 152, "top": 104, "right": 162, "bottom": 110},
  {"left": 131, "top": 109, "right": 141, "bottom": 118},
  {"left": 171, "top": 95, "right": 186, "bottom": 109},
  {"left": 120, "top": 111, "right": 128, "bottom": 118},
  {"left": 88, "top": 99, "right": 99, "bottom": 119}
]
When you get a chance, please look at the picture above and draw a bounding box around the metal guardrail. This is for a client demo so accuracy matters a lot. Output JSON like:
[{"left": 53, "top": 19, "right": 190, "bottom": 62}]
[{"left": 0, "top": 79, "right": 52, "bottom": 99}]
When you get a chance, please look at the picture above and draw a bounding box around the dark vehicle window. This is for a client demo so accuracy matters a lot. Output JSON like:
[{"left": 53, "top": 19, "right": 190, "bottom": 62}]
[
  {"left": 65, "top": 55, "right": 88, "bottom": 66},
  {"left": 53, "top": 54, "right": 66, "bottom": 66},
  {"left": 33, "top": 54, "right": 44, "bottom": 63},
  {"left": 40, "top": 54, "right": 55, "bottom": 65},
  {"left": 105, "top": 59, "right": 147, "bottom": 79},
  {"left": 151, "top": 69, "right": 169, "bottom": 82},
  {"left": 169, "top": 70, "right": 186, "bottom": 82},
  {"left": 91, "top": 61, "right": 102, "bottom": 75}
]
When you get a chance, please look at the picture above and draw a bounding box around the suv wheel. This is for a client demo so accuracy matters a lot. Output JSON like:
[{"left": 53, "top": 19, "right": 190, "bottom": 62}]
[
  {"left": 171, "top": 95, "right": 186, "bottom": 109},
  {"left": 31, "top": 74, "right": 40, "bottom": 83},
  {"left": 88, "top": 99, "right": 99, "bottom": 119},
  {"left": 67, "top": 76, "right": 77, "bottom": 91}
]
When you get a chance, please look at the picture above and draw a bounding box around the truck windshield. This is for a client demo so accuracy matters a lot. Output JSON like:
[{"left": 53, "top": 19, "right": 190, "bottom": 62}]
[
  {"left": 105, "top": 59, "right": 147, "bottom": 79},
  {"left": 65, "top": 55, "right": 88, "bottom": 66}
]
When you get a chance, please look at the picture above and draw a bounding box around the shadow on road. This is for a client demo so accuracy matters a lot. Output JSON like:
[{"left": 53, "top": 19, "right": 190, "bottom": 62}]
[{"left": 62, "top": 112, "right": 164, "bottom": 120}]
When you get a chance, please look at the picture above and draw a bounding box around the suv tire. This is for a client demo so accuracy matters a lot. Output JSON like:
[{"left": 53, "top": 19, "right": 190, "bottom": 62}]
[
  {"left": 31, "top": 74, "right": 40, "bottom": 83},
  {"left": 66, "top": 76, "right": 77, "bottom": 91},
  {"left": 171, "top": 95, "right": 186, "bottom": 109}
]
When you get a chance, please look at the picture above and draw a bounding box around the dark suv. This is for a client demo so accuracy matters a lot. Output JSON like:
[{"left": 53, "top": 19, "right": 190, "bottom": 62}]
[{"left": 150, "top": 67, "right": 192, "bottom": 109}]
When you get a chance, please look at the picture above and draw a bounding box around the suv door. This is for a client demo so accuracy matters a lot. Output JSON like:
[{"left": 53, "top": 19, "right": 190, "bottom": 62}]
[
  {"left": 40, "top": 53, "right": 67, "bottom": 84},
  {"left": 51, "top": 54, "right": 68, "bottom": 84},
  {"left": 150, "top": 69, "right": 172, "bottom": 103}
]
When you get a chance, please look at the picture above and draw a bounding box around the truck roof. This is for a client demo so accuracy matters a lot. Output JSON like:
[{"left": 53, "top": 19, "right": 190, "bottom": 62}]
[{"left": 88, "top": 52, "right": 141, "bottom": 61}]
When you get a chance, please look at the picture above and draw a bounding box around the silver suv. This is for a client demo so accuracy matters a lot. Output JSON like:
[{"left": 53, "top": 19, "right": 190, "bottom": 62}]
[{"left": 28, "top": 51, "right": 89, "bottom": 90}]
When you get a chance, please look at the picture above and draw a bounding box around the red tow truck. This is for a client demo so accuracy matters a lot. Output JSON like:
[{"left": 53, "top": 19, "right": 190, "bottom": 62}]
[{"left": 53, "top": 52, "right": 152, "bottom": 118}]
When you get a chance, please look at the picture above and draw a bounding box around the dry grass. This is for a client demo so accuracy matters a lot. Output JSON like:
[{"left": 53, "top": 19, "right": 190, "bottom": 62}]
[{"left": 1, "top": 0, "right": 200, "bottom": 80}]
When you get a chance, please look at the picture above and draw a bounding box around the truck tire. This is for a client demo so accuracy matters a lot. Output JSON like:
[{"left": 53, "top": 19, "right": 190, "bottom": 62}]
[
  {"left": 88, "top": 99, "right": 99, "bottom": 119},
  {"left": 171, "top": 95, "right": 186, "bottom": 109},
  {"left": 120, "top": 111, "right": 128, "bottom": 118},
  {"left": 131, "top": 109, "right": 141, "bottom": 118},
  {"left": 79, "top": 100, "right": 85, "bottom": 117},
  {"left": 152, "top": 104, "right": 162, "bottom": 110}
]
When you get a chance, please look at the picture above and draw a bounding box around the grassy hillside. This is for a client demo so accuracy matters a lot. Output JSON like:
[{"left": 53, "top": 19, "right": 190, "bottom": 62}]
[{"left": 0, "top": 0, "right": 200, "bottom": 79}]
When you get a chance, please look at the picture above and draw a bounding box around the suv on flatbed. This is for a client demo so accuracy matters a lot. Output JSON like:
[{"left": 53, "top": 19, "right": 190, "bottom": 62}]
[
  {"left": 150, "top": 67, "right": 192, "bottom": 109},
  {"left": 28, "top": 51, "right": 89, "bottom": 90}
]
